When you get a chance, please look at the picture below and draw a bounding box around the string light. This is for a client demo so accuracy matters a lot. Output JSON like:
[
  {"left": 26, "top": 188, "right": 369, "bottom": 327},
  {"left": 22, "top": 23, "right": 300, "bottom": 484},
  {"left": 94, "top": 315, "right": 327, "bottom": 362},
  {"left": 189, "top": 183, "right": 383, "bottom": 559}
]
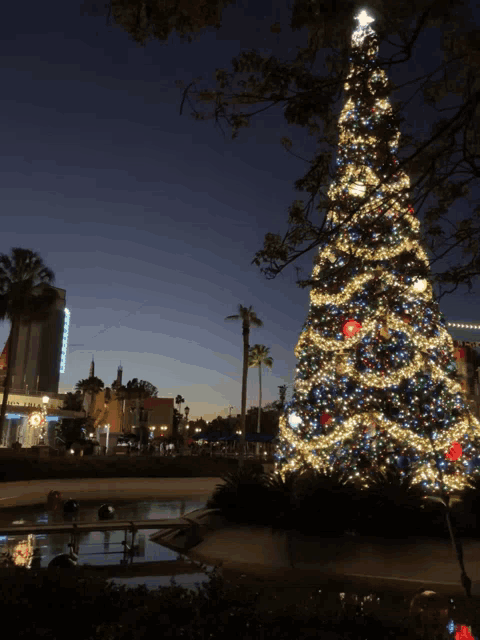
[{"left": 448, "top": 323, "right": 480, "bottom": 330}]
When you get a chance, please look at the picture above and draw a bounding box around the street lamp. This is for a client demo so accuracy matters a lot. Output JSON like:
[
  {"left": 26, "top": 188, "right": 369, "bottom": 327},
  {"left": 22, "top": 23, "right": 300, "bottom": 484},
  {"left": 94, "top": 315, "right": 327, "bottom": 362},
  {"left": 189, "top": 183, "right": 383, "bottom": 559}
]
[
  {"left": 184, "top": 406, "right": 190, "bottom": 420},
  {"left": 105, "top": 424, "right": 110, "bottom": 453}
]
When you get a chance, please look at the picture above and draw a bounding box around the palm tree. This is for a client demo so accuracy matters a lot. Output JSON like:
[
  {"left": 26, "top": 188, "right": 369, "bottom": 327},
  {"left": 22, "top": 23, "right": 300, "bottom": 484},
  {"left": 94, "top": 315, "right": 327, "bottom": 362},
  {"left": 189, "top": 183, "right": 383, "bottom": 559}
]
[
  {"left": 225, "top": 304, "right": 263, "bottom": 468},
  {"left": 278, "top": 384, "right": 288, "bottom": 411},
  {"left": 175, "top": 394, "right": 185, "bottom": 415},
  {"left": 0, "top": 248, "right": 59, "bottom": 444},
  {"left": 75, "top": 376, "right": 105, "bottom": 416},
  {"left": 248, "top": 344, "right": 273, "bottom": 456},
  {"left": 61, "top": 391, "right": 84, "bottom": 412}
]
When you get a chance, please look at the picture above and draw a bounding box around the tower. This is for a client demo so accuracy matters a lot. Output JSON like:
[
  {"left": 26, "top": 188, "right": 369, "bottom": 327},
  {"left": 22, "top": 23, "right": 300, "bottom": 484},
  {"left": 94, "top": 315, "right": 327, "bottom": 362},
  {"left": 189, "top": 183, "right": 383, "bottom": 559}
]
[
  {"left": 116, "top": 363, "right": 123, "bottom": 388},
  {"left": 89, "top": 356, "right": 95, "bottom": 379}
]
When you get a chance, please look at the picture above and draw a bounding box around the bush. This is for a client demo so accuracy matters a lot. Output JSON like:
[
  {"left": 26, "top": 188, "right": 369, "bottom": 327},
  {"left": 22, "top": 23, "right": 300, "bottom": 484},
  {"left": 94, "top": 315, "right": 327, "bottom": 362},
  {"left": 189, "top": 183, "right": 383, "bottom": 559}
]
[
  {"left": 206, "top": 466, "right": 274, "bottom": 526},
  {"left": 0, "top": 455, "right": 263, "bottom": 483},
  {"left": 0, "top": 565, "right": 422, "bottom": 640},
  {"left": 292, "top": 469, "right": 360, "bottom": 536},
  {"left": 206, "top": 465, "right": 477, "bottom": 542}
]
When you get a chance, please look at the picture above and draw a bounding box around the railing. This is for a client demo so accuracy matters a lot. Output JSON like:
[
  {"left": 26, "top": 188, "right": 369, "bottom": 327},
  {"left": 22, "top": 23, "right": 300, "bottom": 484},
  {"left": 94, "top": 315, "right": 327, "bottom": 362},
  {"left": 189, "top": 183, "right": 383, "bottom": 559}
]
[{"left": 0, "top": 511, "right": 220, "bottom": 564}]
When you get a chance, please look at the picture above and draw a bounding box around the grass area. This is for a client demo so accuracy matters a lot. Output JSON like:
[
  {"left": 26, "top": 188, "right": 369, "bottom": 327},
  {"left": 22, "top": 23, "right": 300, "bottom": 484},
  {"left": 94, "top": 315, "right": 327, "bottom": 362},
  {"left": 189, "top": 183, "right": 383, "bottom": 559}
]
[{"left": 0, "top": 454, "right": 264, "bottom": 483}]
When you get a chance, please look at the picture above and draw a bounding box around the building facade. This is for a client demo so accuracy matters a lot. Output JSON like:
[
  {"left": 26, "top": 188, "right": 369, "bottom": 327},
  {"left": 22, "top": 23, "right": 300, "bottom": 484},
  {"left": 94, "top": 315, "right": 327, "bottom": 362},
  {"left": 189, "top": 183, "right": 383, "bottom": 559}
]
[
  {"left": 83, "top": 363, "right": 174, "bottom": 450},
  {"left": 0, "top": 285, "right": 69, "bottom": 395},
  {"left": 453, "top": 340, "right": 480, "bottom": 419}
]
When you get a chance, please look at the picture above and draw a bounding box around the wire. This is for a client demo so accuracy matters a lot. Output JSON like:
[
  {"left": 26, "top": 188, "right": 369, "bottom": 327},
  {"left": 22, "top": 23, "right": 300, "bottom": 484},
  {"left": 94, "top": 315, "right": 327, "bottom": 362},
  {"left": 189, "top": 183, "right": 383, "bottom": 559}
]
[{"left": 71, "top": 299, "right": 149, "bottom": 347}]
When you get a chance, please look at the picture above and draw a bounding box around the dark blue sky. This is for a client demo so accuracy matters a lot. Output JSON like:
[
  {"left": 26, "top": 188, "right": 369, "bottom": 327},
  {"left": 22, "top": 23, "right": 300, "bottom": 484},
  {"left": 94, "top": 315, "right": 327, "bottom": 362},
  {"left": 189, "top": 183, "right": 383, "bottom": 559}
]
[{"left": 0, "top": 1, "right": 479, "bottom": 420}]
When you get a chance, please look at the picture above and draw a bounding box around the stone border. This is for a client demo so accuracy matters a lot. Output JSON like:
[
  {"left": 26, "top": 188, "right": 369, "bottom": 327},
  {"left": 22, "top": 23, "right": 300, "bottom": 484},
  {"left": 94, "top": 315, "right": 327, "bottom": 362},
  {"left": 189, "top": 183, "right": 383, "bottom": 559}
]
[{"left": 0, "top": 477, "right": 222, "bottom": 509}]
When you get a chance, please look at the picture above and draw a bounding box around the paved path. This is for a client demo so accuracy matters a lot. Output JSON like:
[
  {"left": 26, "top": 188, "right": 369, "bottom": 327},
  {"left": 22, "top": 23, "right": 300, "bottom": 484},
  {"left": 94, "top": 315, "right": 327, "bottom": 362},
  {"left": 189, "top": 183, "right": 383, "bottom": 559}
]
[
  {"left": 0, "top": 477, "right": 222, "bottom": 508},
  {"left": 188, "top": 525, "right": 480, "bottom": 597}
]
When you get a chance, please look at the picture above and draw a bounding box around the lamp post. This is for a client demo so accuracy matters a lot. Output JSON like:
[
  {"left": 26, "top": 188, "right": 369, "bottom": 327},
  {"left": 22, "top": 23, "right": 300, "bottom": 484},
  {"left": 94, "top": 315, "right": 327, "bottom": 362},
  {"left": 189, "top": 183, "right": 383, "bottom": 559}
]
[
  {"left": 105, "top": 424, "right": 110, "bottom": 454},
  {"left": 181, "top": 407, "right": 190, "bottom": 451}
]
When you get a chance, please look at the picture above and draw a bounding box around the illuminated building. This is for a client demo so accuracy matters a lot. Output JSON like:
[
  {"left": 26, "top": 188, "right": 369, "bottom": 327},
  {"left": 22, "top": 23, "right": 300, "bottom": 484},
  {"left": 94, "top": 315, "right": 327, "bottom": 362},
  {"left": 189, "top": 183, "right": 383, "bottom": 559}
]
[
  {"left": 0, "top": 284, "right": 68, "bottom": 395},
  {"left": 84, "top": 363, "right": 174, "bottom": 452}
]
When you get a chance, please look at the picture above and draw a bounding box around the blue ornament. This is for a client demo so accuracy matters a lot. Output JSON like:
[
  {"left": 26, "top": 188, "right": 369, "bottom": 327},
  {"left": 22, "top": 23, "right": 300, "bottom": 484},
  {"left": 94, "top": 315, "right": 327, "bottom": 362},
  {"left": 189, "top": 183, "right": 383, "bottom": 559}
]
[{"left": 397, "top": 456, "right": 410, "bottom": 469}]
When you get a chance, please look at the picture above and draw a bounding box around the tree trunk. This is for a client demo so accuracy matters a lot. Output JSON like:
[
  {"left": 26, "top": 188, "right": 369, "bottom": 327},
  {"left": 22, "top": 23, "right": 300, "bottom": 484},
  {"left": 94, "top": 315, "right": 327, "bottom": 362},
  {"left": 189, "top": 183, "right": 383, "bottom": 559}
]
[
  {"left": 444, "top": 506, "right": 471, "bottom": 597},
  {"left": 256, "top": 364, "right": 262, "bottom": 457},
  {"left": 239, "top": 323, "right": 249, "bottom": 469},
  {"left": 0, "top": 321, "right": 16, "bottom": 446},
  {"left": 430, "top": 435, "right": 472, "bottom": 599},
  {"left": 286, "top": 529, "right": 295, "bottom": 569}
]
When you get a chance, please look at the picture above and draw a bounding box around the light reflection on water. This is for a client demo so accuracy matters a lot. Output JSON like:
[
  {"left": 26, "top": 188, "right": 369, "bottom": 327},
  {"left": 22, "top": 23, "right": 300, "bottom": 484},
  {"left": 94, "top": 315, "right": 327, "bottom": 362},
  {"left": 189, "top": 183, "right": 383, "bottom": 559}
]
[{"left": 0, "top": 498, "right": 211, "bottom": 588}]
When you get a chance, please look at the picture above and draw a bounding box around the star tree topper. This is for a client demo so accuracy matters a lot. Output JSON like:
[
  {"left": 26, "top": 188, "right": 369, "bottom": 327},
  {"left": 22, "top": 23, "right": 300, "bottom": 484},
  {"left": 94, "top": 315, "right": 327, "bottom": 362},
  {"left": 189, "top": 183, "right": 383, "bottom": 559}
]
[{"left": 356, "top": 10, "right": 374, "bottom": 27}]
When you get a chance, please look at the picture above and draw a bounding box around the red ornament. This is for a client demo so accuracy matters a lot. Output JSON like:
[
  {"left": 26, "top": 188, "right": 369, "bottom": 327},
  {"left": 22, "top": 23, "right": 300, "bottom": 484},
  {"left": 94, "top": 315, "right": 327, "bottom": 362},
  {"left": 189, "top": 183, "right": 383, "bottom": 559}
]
[
  {"left": 454, "top": 348, "right": 465, "bottom": 361},
  {"left": 343, "top": 320, "right": 362, "bottom": 338},
  {"left": 446, "top": 442, "right": 462, "bottom": 461},
  {"left": 456, "top": 625, "right": 474, "bottom": 640},
  {"left": 320, "top": 413, "right": 332, "bottom": 425}
]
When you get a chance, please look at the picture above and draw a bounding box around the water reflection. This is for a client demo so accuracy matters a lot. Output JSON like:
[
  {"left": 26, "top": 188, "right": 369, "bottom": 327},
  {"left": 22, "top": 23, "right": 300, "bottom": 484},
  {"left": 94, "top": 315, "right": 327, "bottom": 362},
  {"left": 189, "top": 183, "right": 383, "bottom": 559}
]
[
  {"left": 0, "top": 498, "right": 205, "bottom": 574},
  {"left": 104, "top": 531, "right": 111, "bottom": 554}
]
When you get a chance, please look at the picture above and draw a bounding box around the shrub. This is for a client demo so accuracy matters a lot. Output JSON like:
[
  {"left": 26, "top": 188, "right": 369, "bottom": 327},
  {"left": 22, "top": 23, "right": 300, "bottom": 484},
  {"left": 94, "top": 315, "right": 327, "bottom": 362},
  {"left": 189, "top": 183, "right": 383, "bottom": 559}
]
[
  {"left": 206, "top": 466, "right": 274, "bottom": 526},
  {"left": 0, "top": 565, "right": 422, "bottom": 640},
  {"left": 292, "top": 468, "right": 360, "bottom": 536},
  {"left": 206, "top": 464, "right": 476, "bottom": 543},
  {"left": 0, "top": 455, "right": 262, "bottom": 482}
]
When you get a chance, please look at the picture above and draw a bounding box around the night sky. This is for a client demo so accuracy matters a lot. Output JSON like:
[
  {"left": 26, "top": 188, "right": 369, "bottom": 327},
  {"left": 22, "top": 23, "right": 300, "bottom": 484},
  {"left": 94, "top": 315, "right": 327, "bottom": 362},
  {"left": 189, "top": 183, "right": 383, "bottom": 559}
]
[{"left": 1, "top": 1, "right": 479, "bottom": 421}]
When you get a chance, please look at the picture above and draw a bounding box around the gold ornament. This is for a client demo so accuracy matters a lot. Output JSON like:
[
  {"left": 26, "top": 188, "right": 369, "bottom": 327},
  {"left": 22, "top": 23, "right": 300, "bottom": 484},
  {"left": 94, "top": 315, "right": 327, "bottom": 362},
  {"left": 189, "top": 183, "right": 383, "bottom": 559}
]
[
  {"left": 350, "top": 182, "right": 366, "bottom": 197},
  {"left": 379, "top": 325, "right": 390, "bottom": 338},
  {"left": 412, "top": 278, "right": 428, "bottom": 293}
]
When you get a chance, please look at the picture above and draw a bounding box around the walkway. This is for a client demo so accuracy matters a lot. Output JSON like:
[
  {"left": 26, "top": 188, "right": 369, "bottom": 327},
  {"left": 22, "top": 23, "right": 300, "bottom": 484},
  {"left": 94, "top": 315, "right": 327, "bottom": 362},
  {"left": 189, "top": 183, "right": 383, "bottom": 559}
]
[
  {"left": 187, "top": 525, "right": 480, "bottom": 598},
  {"left": 0, "top": 477, "right": 222, "bottom": 508}
]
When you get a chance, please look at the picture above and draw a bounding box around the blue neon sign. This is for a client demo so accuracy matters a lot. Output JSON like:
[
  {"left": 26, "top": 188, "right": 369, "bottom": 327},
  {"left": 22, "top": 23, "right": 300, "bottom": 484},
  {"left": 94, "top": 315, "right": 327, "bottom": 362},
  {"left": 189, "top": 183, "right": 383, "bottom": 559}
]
[{"left": 60, "top": 308, "right": 70, "bottom": 374}]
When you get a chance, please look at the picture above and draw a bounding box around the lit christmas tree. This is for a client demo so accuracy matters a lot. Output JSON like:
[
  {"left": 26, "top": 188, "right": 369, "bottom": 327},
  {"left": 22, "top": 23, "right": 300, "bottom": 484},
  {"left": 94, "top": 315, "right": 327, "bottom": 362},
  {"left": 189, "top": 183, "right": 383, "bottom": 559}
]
[{"left": 275, "top": 9, "right": 480, "bottom": 494}]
